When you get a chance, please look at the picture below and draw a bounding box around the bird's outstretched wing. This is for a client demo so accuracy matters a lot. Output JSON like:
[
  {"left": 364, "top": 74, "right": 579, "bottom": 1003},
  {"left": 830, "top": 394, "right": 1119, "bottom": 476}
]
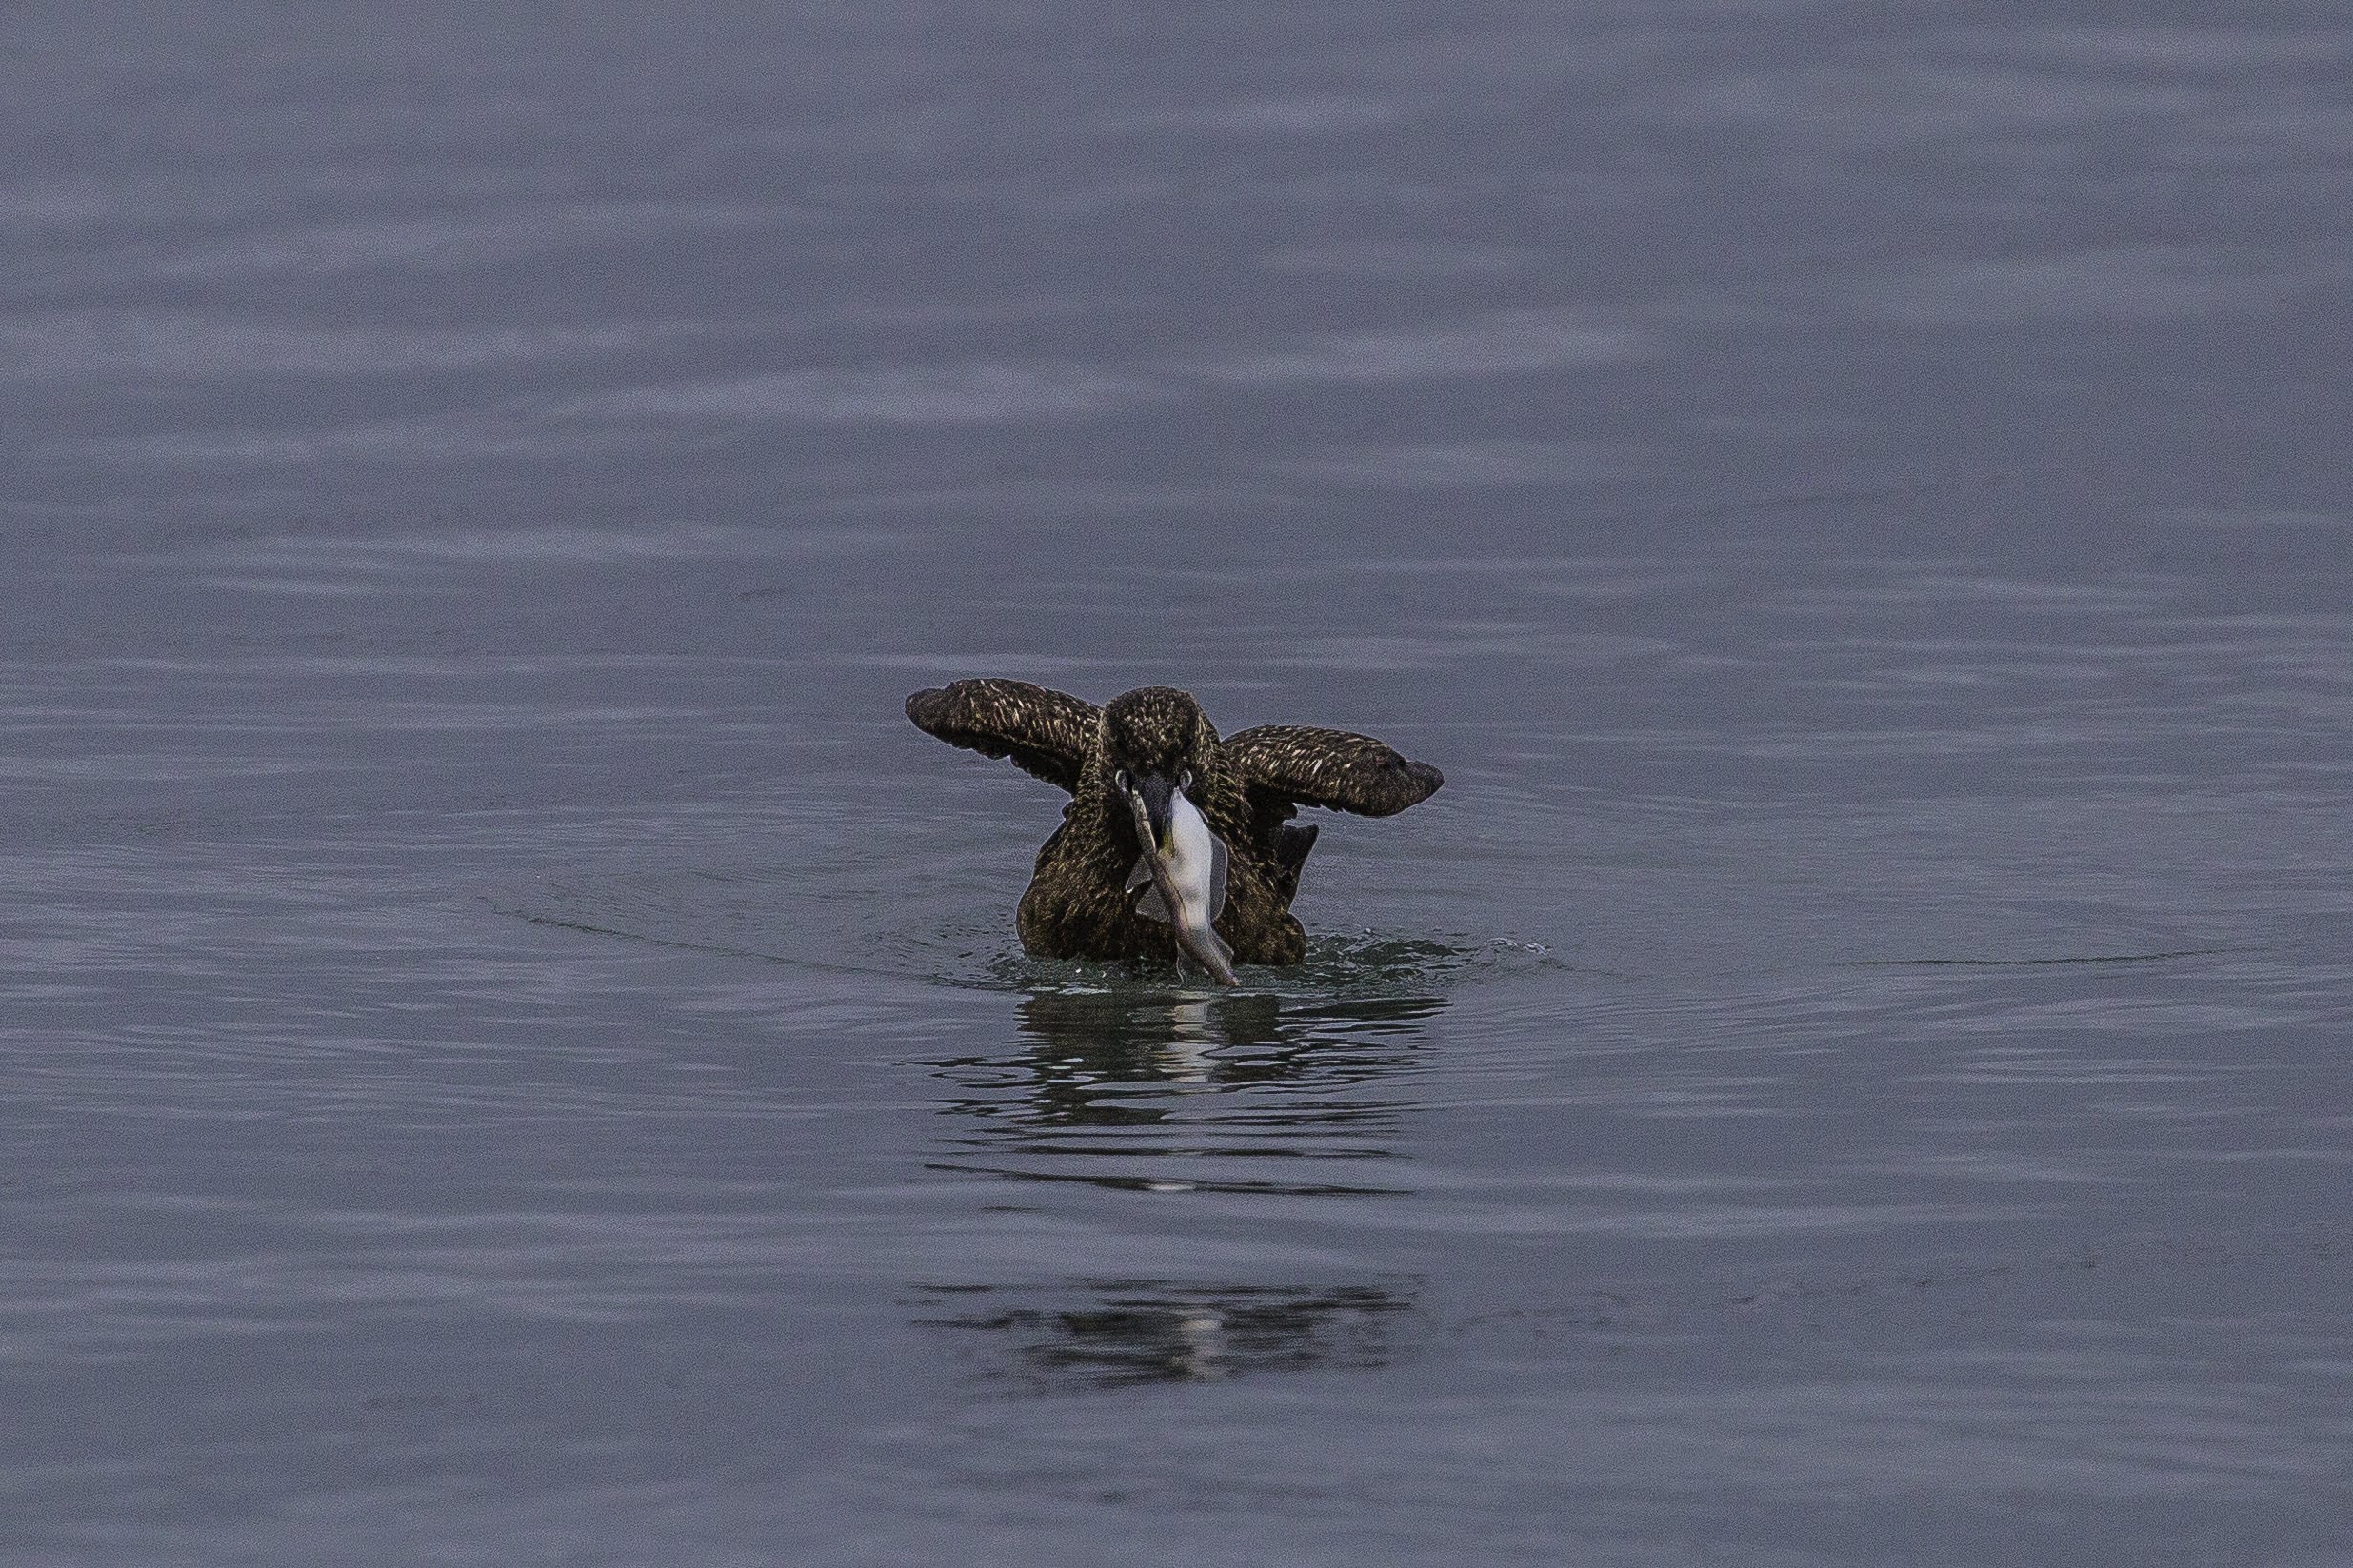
[
  {"left": 906, "top": 679, "right": 1101, "bottom": 794},
  {"left": 1223, "top": 724, "right": 1444, "bottom": 818}
]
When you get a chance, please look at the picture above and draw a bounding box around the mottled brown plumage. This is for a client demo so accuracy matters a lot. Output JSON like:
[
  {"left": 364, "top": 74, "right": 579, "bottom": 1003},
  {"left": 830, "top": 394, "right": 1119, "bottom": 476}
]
[{"left": 906, "top": 680, "right": 1443, "bottom": 972}]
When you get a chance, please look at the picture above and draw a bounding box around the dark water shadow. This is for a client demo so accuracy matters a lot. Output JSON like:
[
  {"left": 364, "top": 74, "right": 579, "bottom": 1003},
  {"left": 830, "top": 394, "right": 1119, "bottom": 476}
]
[{"left": 909, "top": 1277, "right": 1420, "bottom": 1392}]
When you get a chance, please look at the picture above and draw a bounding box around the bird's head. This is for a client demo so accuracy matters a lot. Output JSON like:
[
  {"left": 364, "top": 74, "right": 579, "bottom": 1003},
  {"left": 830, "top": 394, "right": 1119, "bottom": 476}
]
[{"left": 1101, "top": 685, "right": 1214, "bottom": 852}]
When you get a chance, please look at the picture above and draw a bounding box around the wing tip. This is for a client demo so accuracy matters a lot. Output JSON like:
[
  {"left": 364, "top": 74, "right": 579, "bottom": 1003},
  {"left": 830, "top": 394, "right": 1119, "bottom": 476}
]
[
  {"left": 1380, "top": 758, "right": 1442, "bottom": 813},
  {"left": 907, "top": 685, "right": 967, "bottom": 732}
]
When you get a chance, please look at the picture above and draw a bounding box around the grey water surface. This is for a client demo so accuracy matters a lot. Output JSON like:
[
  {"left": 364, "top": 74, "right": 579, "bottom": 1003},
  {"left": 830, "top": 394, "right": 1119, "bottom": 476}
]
[{"left": 7, "top": 5, "right": 2353, "bottom": 1564}]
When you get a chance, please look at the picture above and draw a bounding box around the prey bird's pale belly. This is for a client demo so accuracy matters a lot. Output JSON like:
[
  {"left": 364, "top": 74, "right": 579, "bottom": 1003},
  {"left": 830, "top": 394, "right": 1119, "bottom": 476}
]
[{"left": 1125, "top": 790, "right": 1237, "bottom": 985}]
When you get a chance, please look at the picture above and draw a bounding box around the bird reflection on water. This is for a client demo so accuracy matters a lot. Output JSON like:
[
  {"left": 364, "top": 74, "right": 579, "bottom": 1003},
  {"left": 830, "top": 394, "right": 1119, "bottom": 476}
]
[
  {"left": 914, "top": 986, "right": 1441, "bottom": 1387},
  {"left": 912, "top": 1279, "right": 1418, "bottom": 1392},
  {"left": 927, "top": 985, "right": 1446, "bottom": 1195}
]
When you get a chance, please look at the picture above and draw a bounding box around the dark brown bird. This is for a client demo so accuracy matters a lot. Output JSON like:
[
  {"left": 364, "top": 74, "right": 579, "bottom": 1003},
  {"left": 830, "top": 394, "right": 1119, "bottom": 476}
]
[{"left": 906, "top": 680, "right": 1443, "bottom": 981}]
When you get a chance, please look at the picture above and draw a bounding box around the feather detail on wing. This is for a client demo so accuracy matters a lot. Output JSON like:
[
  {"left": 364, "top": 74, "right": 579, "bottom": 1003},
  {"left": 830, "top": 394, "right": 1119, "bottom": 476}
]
[
  {"left": 1223, "top": 724, "right": 1444, "bottom": 818},
  {"left": 905, "top": 679, "right": 1100, "bottom": 793}
]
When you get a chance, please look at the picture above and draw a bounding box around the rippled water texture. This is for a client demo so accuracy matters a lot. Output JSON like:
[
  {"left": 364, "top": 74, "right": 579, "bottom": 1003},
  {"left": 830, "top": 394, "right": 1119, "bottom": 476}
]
[{"left": 7, "top": 6, "right": 2352, "bottom": 1564}]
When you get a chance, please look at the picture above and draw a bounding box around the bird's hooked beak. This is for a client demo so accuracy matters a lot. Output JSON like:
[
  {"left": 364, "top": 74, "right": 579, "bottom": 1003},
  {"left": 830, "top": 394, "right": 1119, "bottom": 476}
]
[{"left": 1122, "top": 769, "right": 1179, "bottom": 854}]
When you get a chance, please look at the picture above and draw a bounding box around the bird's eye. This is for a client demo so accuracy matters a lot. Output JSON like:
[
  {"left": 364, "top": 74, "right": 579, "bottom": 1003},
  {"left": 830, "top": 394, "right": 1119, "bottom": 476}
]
[
  {"left": 1178, "top": 767, "right": 1194, "bottom": 790},
  {"left": 1114, "top": 768, "right": 1132, "bottom": 793}
]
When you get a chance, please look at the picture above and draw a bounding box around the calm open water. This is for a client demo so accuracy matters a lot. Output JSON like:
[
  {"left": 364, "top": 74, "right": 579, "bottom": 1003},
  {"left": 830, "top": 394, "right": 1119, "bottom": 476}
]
[{"left": 7, "top": 5, "right": 2352, "bottom": 1564}]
